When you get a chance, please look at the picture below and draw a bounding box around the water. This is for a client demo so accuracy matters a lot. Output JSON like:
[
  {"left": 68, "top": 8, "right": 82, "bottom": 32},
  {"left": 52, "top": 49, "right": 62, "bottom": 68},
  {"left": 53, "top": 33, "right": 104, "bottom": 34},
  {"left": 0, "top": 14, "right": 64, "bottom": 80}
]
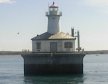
[{"left": 0, "top": 54, "right": 108, "bottom": 84}]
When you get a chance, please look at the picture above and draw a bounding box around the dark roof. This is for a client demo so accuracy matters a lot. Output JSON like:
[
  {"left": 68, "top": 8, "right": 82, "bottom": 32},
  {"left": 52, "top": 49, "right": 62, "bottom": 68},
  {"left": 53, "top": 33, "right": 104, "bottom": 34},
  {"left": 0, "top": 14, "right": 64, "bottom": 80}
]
[
  {"left": 31, "top": 32, "right": 76, "bottom": 40},
  {"left": 31, "top": 32, "right": 52, "bottom": 40},
  {"left": 49, "top": 5, "right": 58, "bottom": 8},
  {"left": 49, "top": 2, "right": 58, "bottom": 8}
]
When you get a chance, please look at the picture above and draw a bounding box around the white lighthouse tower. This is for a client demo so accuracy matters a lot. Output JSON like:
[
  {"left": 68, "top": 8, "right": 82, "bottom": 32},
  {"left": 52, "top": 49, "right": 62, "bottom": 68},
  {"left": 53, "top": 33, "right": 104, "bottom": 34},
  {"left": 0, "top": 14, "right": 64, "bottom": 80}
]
[{"left": 46, "top": 2, "right": 62, "bottom": 34}]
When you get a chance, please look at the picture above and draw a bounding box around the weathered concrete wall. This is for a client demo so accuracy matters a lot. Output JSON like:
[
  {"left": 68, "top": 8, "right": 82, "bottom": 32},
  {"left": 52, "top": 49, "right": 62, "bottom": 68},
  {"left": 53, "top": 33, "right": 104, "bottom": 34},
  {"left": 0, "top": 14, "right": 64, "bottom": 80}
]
[
  {"left": 24, "top": 64, "right": 83, "bottom": 75},
  {"left": 22, "top": 53, "right": 85, "bottom": 75},
  {"left": 32, "top": 40, "right": 75, "bottom": 52}
]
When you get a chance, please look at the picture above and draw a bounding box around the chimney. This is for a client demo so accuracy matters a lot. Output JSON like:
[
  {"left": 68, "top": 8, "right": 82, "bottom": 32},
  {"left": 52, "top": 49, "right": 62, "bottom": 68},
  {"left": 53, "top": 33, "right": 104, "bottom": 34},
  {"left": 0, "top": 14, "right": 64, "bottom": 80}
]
[{"left": 71, "top": 28, "right": 74, "bottom": 37}]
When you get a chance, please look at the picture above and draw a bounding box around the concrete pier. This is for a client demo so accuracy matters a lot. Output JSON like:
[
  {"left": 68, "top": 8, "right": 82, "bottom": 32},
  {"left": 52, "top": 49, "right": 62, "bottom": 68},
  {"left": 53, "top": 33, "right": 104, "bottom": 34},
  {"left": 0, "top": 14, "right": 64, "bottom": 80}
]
[{"left": 21, "top": 53, "right": 85, "bottom": 76}]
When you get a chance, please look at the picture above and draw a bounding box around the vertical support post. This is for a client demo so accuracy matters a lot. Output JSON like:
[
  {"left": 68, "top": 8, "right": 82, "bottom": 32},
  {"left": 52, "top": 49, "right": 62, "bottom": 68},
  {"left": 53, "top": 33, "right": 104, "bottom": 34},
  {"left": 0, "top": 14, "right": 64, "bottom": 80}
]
[{"left": 77, "top": 31, "right": 81, "bottom": 52}]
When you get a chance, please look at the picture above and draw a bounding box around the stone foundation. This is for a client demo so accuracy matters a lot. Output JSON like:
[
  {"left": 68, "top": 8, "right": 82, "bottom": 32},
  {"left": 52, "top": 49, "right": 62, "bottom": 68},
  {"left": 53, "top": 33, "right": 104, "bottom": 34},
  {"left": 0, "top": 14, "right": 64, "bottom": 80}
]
[{"left": 22, "top": 53, "right": 85, "bottom": 76}]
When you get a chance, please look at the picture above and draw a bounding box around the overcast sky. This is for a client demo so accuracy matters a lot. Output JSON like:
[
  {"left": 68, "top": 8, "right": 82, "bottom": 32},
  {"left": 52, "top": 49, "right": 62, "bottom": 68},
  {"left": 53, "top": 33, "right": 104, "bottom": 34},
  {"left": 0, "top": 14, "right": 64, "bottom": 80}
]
[{"left": 0, "top": 0, "right": 108, "bottom": 51}]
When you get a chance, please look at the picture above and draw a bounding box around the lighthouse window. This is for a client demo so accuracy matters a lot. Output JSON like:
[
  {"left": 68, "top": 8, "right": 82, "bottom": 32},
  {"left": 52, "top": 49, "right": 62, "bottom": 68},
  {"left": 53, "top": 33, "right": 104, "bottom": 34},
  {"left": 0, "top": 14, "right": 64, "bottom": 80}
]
[
  {"left": 54, "top": 8, "right": 58, "bottom": 11},
  {"left": 36, "top": 42, "right": 41, "bottom": 50},
  {"left": 50, "top": 8, "right": 53, "bottom": 11},
  {"left": 64, "top": 42, "right": 73, "bottom": 48}
]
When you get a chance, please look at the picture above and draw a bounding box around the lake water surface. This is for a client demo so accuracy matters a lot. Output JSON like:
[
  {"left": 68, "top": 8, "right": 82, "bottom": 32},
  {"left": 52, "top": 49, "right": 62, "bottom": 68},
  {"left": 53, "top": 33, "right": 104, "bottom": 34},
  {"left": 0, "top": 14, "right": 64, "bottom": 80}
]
[{"left": 0, "top": 54, "right": 108, "bottom": 84}]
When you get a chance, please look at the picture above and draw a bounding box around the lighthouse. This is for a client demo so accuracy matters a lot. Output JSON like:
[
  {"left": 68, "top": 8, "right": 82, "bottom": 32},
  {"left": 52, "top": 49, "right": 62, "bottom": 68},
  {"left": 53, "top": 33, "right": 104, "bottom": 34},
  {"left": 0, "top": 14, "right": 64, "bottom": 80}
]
[
  {"left": 46, "top": 2, "right": 62, "bottom": 34},
  {"left": 21, "top": 2, "right": 85, "bottom": 76}
]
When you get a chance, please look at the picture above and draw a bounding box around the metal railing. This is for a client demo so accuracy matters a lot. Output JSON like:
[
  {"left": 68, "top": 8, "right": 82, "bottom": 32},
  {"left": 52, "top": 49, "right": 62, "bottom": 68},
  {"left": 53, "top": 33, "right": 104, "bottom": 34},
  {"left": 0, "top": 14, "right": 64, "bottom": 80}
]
[{"left": 46, "top": 12, "right": 62, "bottom": 16}]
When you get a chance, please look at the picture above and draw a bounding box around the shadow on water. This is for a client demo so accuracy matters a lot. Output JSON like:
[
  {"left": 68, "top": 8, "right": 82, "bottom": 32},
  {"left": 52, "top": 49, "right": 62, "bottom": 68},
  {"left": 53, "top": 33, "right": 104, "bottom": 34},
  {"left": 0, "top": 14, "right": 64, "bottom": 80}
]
[{"left": 24, "top": 75, "right": 84, "bottom": 84}]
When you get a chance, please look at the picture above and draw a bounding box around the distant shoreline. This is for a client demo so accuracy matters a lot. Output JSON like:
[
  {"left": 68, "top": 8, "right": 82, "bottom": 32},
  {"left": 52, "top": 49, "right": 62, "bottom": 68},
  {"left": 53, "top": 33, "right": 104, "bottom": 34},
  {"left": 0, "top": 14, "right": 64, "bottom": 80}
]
[
  {"left": 84, "top": 50, "right": 108, "bottom": 54},
  {"left": 0, "top": 50, "right": 108, "bottom": 55},
  {"left": 0, "top": 51, "right": 22, "bottom": 55}
]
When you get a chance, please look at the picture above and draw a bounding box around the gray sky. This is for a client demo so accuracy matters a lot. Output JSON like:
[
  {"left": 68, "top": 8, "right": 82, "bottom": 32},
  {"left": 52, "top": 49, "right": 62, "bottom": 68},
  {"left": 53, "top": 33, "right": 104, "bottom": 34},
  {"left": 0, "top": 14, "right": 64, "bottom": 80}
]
[{"left": 0, "top": 0, "right": 108, "bottom": 51}]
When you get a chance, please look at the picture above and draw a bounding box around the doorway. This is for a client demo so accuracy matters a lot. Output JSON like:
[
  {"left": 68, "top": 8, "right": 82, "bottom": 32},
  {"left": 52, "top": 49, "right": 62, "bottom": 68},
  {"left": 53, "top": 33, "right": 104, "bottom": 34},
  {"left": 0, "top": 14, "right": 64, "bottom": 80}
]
[{"left": 50, "top": 42, "right": 57, "bottom": 52}]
